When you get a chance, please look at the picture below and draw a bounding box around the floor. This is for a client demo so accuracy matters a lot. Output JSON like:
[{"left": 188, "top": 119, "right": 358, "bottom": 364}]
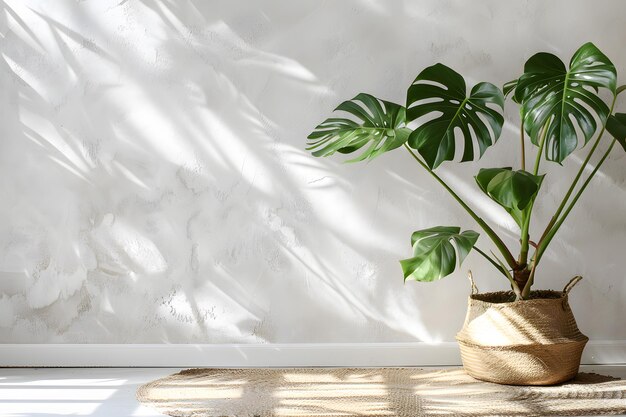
[
  {"left": 0, "top": 368, "right": 183, "bottom": 416},
  {"left": 0, "top": 366, "right": 624, "bottom": 416}
]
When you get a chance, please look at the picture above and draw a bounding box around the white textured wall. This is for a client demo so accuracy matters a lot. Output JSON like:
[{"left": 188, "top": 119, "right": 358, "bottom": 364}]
[{"left": 1, "top": 0, "right": 625, "bottom": 344}]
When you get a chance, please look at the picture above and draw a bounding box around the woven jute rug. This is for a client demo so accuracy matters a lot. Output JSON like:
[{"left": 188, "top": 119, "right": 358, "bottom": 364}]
[{"left": 137, "top": 368, "right": 626, "bottom": 416}]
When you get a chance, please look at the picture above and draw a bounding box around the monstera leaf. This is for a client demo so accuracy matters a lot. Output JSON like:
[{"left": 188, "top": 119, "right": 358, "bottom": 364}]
[
  {"left": 475, "top": 168, "right": 544, "bottom": 227},
  {"left": 503, "top": 79, "right": 520, "bottom": 103},
  {"left": 405, "top": 63, "right": 505, "bottom": 169},
  {"left": 514, "top": 42, "right": 617, "bottom": 163},
  {"left": 401, "top": 226, "right": 479, "bottom": 282},
  {"left": 607, "top": 113, "right": 626, "bottom": 152},
  {"left": 307, "top": 93, "right": 410, "bottom": 162}
]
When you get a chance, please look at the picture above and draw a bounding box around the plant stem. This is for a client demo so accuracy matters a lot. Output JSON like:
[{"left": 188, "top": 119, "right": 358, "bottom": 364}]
[
  {"left": 538, "top": 96, "right": 618, "bottom": 248},
  {"left": 519, "top": 123, "right": 549, "bottom": 266},
  {"left": 473, "top": 246, "right": 508, "bottom": 278},
  {"left": 534, "top": 93, "right": 620, "bottom": 266},
  {"left": 521, "top": 257, "right": 537, "bottom": 299},
  {"left": 534, "top": 137, "right": 618, "bottom": 265},
  {"left": 520, "top": 108, "right": 526, "bottom": 171},
  {"left": 491, "top": 251, "right": 522, "bottom": 300},
  {"left": 403, "top": 144, "right": 517, "bottom": 268},
  {"left": 518, "top": 218, "right": 531, "bottom": 267},
  {"left": 532, "top": 122, "right": 548, "bottom": 175}
]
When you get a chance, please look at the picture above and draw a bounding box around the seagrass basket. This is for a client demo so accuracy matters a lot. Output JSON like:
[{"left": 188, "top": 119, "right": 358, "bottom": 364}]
[{"left": 456, "top": 274, "right": 588, "bottom": 386}]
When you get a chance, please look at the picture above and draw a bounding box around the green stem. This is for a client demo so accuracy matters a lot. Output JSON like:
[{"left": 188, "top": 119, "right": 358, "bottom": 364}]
[
  {"left": 519, "top": 123, "right": 549, "bottom": 266},
  {"left": 520, "top": 108, "right": 526, "bottom": 171},
  {"left": 473, "top": 246, "right": 508, "bottom": 278},
  {"left": 404, "top": 144, "right": 517, "bottom": 268},
  {"left": 518, "top": 212, "right": 532, "bottom": 267},
  {"left": 532, "top": 122, "right": 548, "bottom": 175},
  {"left": 535, "top": 137, "right": 617, "bottom": 265},
  {"left": 534, "top": 91, "right": 620, "bottom": 266},
  {"left": 538, "top": 96, "right": 617, "bottom": 247},
  {"left": 491, "top": 251, "right": 522, "bottom": 300},
  {"left": 521, "top": 258, "right": 537, "bottom": 299}
]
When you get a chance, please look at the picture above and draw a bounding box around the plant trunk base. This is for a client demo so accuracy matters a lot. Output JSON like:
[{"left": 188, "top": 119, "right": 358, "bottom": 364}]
[{"left": 514, "top": 268, "right": 531, "bottom": 293}]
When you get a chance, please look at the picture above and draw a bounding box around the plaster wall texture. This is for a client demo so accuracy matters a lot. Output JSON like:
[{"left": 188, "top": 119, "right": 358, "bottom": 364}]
[{"left": 0, "top": 0, "right": 625, "bottom": 343}]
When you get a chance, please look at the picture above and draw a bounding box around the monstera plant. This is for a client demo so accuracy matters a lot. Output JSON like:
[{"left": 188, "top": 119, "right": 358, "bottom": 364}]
[
  {"left": 308, "top": 42, "right": 626, "bottom": 302},
  {"left": 307, "top": 42, "right": 626, "bottom": 385}
]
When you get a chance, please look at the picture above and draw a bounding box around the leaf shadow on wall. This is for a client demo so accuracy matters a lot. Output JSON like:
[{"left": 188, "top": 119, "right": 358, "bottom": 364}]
[
  {"left": 0, "top": 0, "right": 434, "bottom": 343},
  {"left": 1, "top": 0, "right": 625, "bottom": 344}
]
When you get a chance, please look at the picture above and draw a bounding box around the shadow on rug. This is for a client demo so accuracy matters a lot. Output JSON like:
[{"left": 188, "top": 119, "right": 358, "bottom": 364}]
[{"left": 137, "top": 368, "right": 626, "bottom": 416}]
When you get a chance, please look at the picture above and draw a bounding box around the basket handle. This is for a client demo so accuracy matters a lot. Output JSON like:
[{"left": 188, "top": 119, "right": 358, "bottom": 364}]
[
  {"left": 467, "top": 270, "right": 478, "bottom": 295},
  {"left": 563, "top": 275, "right": 583, "bottom": 295}
]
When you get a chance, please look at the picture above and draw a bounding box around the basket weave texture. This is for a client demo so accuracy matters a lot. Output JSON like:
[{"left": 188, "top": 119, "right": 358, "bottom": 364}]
[{"left": 456, "top": 277, "right": 588, "bottom": 386}]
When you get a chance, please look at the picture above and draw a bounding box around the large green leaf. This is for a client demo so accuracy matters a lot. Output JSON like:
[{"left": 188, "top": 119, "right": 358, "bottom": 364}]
[
  {"left": 405, "top": 63, "right": 505, "bottom": 169},
  {"left": 606, "top": 113, "right": 626, "bottom": 152},
  {"left": 475, "top": 168, "right": 544, "bottom": 227},
  {"left": 401, "top": 226, "right": 479, "bottom": 282},
  {"left": 503, "top": 79, "right": 520, "bottom": 103},
  {"left": 514, "top": 42, "right": 617, "bottom": 164},
  {"left": 307, "top": 93, "right": 410, "bottom": 162}
]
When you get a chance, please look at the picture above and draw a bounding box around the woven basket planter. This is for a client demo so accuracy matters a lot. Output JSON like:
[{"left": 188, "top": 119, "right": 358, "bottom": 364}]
[{"left": 456, "top": 275, "right": 588, "bottom": 386}]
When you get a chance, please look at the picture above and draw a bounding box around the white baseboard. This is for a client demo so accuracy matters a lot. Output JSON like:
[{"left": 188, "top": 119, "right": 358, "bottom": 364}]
[{"left": 0, "top": 341, "right": 624, "bottom": 367}]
